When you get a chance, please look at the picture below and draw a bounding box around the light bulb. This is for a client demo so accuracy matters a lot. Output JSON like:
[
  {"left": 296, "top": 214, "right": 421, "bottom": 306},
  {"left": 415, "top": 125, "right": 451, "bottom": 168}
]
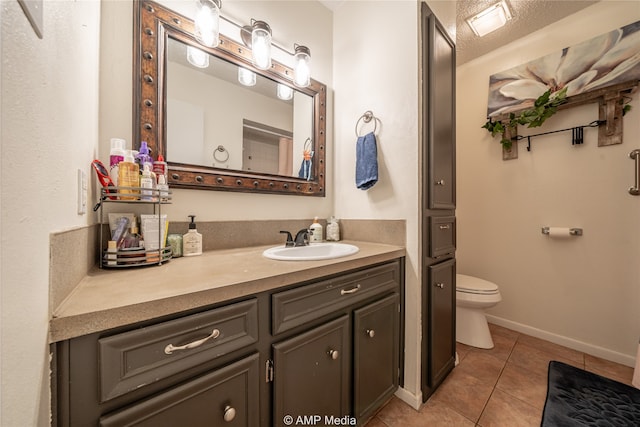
[
  {"left": 195, "top": 0, "right": 220, "bottom": 47},
  {"left": 293, "top": 45, "right": 311, "bottom": 87},
  {"left": 277, "top": 84, "right": 293, "bottom": 100},
  {"left": 251, "top": 20, "right": 272, "bottom": 70},
  {"left": 238, "top": 67, "right": 256, "bottom": 86},
  {"left": 187, "top": 46, "right": 209, "bottom": 68}
]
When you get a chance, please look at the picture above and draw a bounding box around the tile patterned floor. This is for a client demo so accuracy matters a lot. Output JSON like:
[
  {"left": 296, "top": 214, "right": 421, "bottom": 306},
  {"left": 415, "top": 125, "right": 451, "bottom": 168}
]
[{"left": 365, "top": 323, "right": 636, "bottom": 427}]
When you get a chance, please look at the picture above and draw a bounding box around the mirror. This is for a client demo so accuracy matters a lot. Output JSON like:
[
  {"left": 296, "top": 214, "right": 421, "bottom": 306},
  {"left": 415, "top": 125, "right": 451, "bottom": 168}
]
[{"left": 134, "top": 0, "right": 326, "bottom": 196}]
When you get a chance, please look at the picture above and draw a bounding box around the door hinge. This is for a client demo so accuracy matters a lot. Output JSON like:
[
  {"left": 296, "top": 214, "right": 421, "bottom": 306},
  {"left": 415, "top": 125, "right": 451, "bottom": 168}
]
[{"left": 266, "top": 359, "right": 274, "bottom": 383}]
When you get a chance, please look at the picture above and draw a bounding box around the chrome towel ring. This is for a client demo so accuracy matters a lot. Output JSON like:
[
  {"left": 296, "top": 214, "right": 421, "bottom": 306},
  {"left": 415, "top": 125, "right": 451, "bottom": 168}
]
[
  {"left": 213, "top": 145, "right": 229, "bottom": 163},
  {"left": 355, "top": 110, "right": 378, "bottom": 137}
]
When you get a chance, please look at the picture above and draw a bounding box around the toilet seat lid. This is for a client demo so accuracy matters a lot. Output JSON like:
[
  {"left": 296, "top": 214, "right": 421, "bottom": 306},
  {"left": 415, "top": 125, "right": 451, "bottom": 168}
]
[{"left": 456, "top": 274, "right": 499, "bottom": 294}]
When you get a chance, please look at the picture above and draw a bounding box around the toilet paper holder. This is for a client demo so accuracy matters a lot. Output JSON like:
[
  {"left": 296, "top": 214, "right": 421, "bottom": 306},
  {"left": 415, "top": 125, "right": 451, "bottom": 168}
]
[{"left": 541, "top": 227, "right": 583, "bottom": 236}]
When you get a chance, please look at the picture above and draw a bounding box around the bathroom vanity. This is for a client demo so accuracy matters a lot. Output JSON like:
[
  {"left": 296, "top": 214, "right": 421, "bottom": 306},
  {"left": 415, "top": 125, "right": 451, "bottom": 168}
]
[{"left": 50, "top": 242, "right": 404, "bottom": 426}]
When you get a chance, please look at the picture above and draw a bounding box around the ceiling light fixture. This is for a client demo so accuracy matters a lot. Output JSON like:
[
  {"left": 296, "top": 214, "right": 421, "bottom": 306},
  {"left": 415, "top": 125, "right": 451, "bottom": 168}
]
[
  {"left": 466, "top": 0, "right": 512, "bottom": 37},
  {"left": 187, "top": 45, "right": 210, "bottom": 68},
  {"left": 194, "top": 0, "right": 221, "bottom": 47}
]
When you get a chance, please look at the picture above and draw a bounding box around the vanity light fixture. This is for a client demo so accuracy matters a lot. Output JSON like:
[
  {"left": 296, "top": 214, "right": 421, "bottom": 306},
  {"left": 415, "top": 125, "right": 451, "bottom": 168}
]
[
  {"left": 194, "top": 0, "right": 221, "bottom": 47},
  {"left": 466, "top": 0, "right": 512, "bottom": 37},
  {"left": 238, "top": 67, "right": 257, "bottom": 86},
  {"left": 250, "top": 20, "right": 272, "bottom": 70},
  {"left": 277, "top": 83, "right": 293, "bottom": 100},
  {"left": 187, "top": 45, "right": 210, "bottom": 68},
  {"left": 293, "top": 44, "right": 311, "bottom": 88}
]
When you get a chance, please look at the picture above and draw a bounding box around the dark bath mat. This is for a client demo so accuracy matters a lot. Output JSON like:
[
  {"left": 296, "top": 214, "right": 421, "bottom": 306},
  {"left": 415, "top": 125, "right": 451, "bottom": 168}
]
[{"left": 541, "top": 361, "right": 640, "bottom": 426}]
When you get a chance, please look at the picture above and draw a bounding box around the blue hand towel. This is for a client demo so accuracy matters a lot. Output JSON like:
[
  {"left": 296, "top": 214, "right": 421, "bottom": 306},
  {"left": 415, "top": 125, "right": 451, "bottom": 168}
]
[{"left": 356, "top": 132, "right": 378, "bottom": 190}]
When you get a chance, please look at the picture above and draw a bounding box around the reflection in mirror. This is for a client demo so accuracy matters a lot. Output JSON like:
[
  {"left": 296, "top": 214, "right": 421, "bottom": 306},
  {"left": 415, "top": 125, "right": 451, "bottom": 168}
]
[
  {"left": 134, "top": 0, "right": 326, "bottom": 196},
  {"left": 166, "top": 37, "right": 314, "bottom": 177}
]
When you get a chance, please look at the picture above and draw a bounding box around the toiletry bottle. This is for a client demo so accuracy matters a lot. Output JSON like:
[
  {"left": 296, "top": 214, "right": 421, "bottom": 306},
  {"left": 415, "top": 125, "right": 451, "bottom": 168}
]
[
  {"left": 107, "top": 241, "right": 118, "bottom": 266},
  {"left": 157, "top": 174, "right": 169, "bottom": 202},
  {"left": 153, "top": 154, "right": 167, "bottom": 182},
  {"left": 118, "top": 150, "right": 140, "bottom": 200},
  {"left": 309, "top": 216, "right": 323, "bottom": 243},
  {"left": 140, "top": 163, "right": 154, "bottom": 201},
  {"left": 167, "top": 233, "right": 183, "bottom": 257},
  {"left": 109, "top": 138, "right": 126, "bottom": 186},
  {"left": 326, "top": 216, "right": 340, "bottom": 241},
  {"left": 136, "top": 141, "right": 152, "bottom": 169},
  {"left": 183, "top": 215, "right": 203, "bottom": 256}
]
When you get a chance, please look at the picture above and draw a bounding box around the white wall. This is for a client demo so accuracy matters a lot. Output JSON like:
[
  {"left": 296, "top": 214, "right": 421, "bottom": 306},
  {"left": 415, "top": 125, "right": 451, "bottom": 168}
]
[
  {"left": 100, "top": 0, "right": 334, "bottom": 223},
  {"left": 332, "top": 0, "right": 455, "bottom": 406},
  {"left": 457, "top": 1, "right": 640, "bottom": 365},
  {"left": 0, "top": 1, "right": 101, "bottom": 425}
]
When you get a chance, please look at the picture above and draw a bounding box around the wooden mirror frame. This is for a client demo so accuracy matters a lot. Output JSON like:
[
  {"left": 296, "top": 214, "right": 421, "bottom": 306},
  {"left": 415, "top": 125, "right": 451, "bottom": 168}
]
[{"left": 133, "top": 0, "right": 326, "bottom": 196}]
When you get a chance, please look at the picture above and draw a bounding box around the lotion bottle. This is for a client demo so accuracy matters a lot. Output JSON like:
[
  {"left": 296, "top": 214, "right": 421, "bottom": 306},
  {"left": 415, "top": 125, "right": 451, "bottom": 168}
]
[
  {"left": 140, "top": 163, "right": 154, "bottom": 201},
  {"left": 118, "top": 150, "right": 139, "bottom": 200},
  {"left": 183, "top": 215, "right": 203, "bottom": 256},
  {"left": 309, "top": 216, "right": 323, "bottom": 243}
]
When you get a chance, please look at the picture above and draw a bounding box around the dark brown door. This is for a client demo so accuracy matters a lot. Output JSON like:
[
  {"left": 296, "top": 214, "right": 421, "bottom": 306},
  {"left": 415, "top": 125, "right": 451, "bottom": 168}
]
[
  {"left": 353, "top": 294, "right": 400, "bottom": 420},
  {"left": 272, "top": 316, "right": 350, "bottom": 426},
  {"left": 429, "top": 259, "right": 456, "bottom": 388}
]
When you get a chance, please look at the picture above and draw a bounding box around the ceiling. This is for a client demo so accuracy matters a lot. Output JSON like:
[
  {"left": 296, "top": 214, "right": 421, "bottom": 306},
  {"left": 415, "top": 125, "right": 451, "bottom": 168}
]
[
  {"left": 456, "top": 0, "right": 598, "bottom": 65},
  {"left": 320, "top": 1, "right": 599, "bottom": 65}
]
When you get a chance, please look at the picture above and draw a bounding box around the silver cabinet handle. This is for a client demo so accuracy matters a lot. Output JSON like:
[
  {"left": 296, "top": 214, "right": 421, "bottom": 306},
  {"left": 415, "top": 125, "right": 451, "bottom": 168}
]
[
  {"left": 328, "top": 349, "right": 339, "bottom": 360},
  {"left": 434, "top": 282, "right": 445, "bottom": 289},
  {"left": 340, "top": 284, "right": 361, "bottom": 295},
  {"left": 164, "top": 328, "right": 220, "bottom": 354},
  {"left": 439, "top": 224, "right": 450, "bottom": 230},
  {"left": 223, "top": 406, "right": 236, "bottom": 422},
  {"left": 435, "top": 179, "right": 445, "bottom": 186},
  {"left": 630, "top": 149, "right": 640, "bottom": 195},
  {"left": 366, "top": 329, "right": 375, "bottom": 338}
]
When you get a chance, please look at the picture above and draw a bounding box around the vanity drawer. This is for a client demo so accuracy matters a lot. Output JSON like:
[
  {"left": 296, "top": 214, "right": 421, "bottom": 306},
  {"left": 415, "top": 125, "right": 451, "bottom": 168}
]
[
  {"left": 99, "top": 298, "right": 258, "bottom": 402},
  {"left": 428, "top": 216, "right": 456, "bottom": 258},
  {"left": 272, "top": 261, "right": 400, "bottom": 335}
]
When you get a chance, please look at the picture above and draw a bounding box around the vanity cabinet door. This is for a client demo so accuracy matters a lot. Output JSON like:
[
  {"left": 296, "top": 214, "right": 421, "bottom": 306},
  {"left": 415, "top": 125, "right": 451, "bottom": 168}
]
[
  {"left": 272, "top": 315, "right": 350, "bottom": 426},
  {"left": 99, "top": 353, "right": 260, "bottom": 427},
  {"left": 353, "top": 294, "right": 399, "bottom": 421},
  {"left": 428, "top": 259, "right": 456, "bottom": 388}
]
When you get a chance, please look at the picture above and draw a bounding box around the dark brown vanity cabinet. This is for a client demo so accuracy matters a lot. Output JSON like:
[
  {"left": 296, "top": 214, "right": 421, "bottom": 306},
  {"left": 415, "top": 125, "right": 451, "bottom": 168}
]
[
  {"left": 421, "top": 2, "right": 457, "bottom": 401},
  {"left": 53, "top": 259, "right": 403, "bottom": 427}
]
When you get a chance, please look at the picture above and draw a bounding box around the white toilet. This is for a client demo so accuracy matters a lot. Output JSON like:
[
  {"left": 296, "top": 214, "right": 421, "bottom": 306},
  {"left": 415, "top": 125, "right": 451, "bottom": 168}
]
[{"left": 456, "top": 274, "right": 502, "bottom": 349}]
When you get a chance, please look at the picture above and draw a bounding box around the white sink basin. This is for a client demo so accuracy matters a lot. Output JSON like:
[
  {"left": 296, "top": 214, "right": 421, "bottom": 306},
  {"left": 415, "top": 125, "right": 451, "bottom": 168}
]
[{"left": 262, "top": 242, "right": 359, "bottom": 261}]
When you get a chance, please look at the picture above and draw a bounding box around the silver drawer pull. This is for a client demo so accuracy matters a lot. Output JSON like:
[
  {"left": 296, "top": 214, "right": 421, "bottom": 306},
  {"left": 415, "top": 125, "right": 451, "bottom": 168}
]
[
  {"left": 439, "top": 225, "right": 450, "bottom": 230},
  {"left": 435, "top": 179, "right": 445, "bottom": 186},
  {"left": 340, "top": 284, "right": 361, "bottom": 295},
  {"left": 328, "top": 349, "right": 339, "bottom": 360},
  {"left": 434, "top": 282, "right": 445, "bottom": 289},
  {"left": 366, "top": 329, "right": 375, "bottom": 338},
  {"left": 164, "top": 328, "right": 220, "bottom": 354},
  {"left": 223, "top": 405, "right": 236, "bottom": 422}
]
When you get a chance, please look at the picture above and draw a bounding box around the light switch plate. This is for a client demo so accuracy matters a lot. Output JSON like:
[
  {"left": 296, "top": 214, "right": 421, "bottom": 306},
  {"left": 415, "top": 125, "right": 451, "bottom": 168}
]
[{"left": 77, "top": 169, "right": 87, "bottom": 215}]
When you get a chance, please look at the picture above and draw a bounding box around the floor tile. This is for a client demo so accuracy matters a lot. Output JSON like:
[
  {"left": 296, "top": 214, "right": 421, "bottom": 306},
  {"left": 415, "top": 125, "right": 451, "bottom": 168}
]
[
  {"left": 516, "top": 334, "right": 584, "bottom": 364},
  {"left": 454, "top": 350, "right": 505, "bottom": 385},
  {"left": 508, "top": 341, "right": 582, "bottom": 377},
  {"left": 477, "top": 389, "right": 542, "bottom": 427},
  {"left": 362, "top": 416, "right": 388, "bottom": 427},
  {"left": 456, "top": 342, "right": 473, "bottom": 362},
  {"left": 495, "top": 362, "right": 548, "bottom": 410},
  {"left": 372, "top": 397, "right": 427, "bottom": 427},
  {"left": 427, "top": 368, "right": 494, "bottom": 422},
  {"left": 469, "top": 332, "right": 517, "bottom": 362},
  {"left": 584, "top": 353, "right": 635, "bottom": 386},
  {"left": 416, "top": 399, "right": 476, "bottom": 426},
  {"left": 489, "top": 323, "right": 520, "bottom": 341}
]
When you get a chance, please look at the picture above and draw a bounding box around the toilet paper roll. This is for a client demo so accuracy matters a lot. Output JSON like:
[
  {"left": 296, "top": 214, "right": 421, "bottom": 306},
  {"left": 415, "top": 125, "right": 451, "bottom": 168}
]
[{"left": 547, "top": 227, "right": 572, "bottom": 237}]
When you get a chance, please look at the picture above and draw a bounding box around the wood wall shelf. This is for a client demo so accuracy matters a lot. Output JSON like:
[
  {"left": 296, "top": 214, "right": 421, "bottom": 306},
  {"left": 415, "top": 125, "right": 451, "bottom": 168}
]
[{"left": 496, "top": 79, "right": 639, "bottom": 160}]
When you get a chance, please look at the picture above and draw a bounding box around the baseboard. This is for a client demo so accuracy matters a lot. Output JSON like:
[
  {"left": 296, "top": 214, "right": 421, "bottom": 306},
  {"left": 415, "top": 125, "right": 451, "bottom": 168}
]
[
  {"left": 394, "top": 387, "right": 422, "bottom": 410},
  {"left": 486, "top": 315, "right": 636, "bottom": 367}
]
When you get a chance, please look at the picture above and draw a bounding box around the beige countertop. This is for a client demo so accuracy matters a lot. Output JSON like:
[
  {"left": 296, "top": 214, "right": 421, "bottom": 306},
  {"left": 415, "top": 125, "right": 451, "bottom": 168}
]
[{"left": 50, "top": 241, "right": 405, "bottom": 343}]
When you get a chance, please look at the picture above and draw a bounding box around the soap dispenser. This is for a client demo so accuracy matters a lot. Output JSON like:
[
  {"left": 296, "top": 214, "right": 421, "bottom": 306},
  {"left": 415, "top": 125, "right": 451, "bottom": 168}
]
[
  {"left": 309, "top": 216, "right": 323, "bottom": 243},
  {"left": 183, "top": 215, "right": 203, "bottom": 256}
]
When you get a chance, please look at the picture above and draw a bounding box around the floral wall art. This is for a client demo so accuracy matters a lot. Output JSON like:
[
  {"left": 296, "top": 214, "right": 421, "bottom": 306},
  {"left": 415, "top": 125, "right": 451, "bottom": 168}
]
[{"left": 487, "top": 20, "right": 640, "bottom": 118}]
